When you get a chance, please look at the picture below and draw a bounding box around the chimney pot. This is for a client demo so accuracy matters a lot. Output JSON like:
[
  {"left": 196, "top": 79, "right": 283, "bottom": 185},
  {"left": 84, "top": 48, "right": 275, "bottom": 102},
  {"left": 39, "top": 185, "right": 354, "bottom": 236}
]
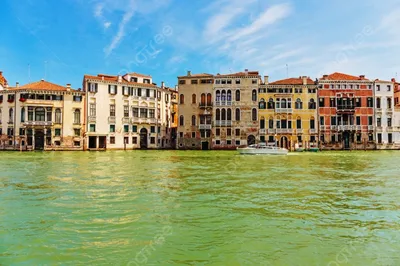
[
  {"left": 359, "top": 75, "right": 365, "bottom": 79},
  {"left": 118, "top": 75, "right": 122, "bottom": 82},
  {"left": 0, "top": 71, "right": 3, "bottom": 75},
  {"left": 302, "top": 76, "right": 307, "bottom": 85},
  {"left": 161, "top": 81, "right": 165, "bottom": 88},
  {"left": 66, "top": 83, "right": 71, "bottom": 88},
  {"left": 16, "top": 82, "right": 19, "bottom": 87},
  {"left": 323, "top": 75, "right": 328, "bottom": 79},
  {"left": 41, "top": 78, "right": 44, "bottom": 81},
  {"left": 187, "top": 70, "right": 191, "bottom": 76},
  {"left": 264, "top": 75, "right": 269, "bottom": 84}
]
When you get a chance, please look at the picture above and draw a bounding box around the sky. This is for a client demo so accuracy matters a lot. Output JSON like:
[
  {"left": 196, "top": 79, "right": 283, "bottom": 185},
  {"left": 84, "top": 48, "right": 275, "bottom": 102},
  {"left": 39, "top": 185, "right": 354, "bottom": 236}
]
[{"left": 1, "top": 0, "right": 400, "bottom": 89}]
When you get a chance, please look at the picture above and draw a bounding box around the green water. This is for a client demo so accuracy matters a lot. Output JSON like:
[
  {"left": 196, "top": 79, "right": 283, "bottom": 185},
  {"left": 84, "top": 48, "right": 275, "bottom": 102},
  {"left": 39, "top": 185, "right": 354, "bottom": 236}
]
[{"left": 1, "top": 151, "right": 400, "bottom": 266}]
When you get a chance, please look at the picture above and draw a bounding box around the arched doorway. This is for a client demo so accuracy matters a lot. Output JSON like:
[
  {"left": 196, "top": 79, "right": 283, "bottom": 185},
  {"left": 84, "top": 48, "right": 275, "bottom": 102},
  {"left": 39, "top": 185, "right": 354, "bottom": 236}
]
[
  {"left": 247, "top": 135, "right": 256, "bottom": 146},
  {"left": 140, "top": 128, "right": 148, "bottom": 149},
  {"left": 35, "top": 130, "right": 45, "bottom": 150},
  {"left": 280, "top": 136, "right": 288, "bottom": 149}
]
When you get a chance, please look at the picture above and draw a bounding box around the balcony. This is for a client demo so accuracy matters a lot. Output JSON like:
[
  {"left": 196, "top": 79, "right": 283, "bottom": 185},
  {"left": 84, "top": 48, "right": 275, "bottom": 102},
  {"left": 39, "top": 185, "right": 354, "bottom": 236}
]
[
  {"left": 310, "top": 128, "right": 317, "bottom": 134},
  {"left": 215, "top": 120, "right": 232, "bottom": 127},
  {"left": 122, "top": 117, "right": 130, "bottom": 124},
  {"left": 387, "top": 127, "right": 393, "bottom": 132},
  {"left": 337, "top": 105, "right": 355, "bottom": 113},
  {"left": 23, "top": 99, "right": 55, "bottom": 106},
  {"left": 375, "top": 108, "right": 382, "bottom": 114},
  {"left": 376, "top": 126, "right": 383, "bottom": 132},
  {"left": 386, "top": 109, "right": 393, "bottom": 115},
  {"left": 215, "top": 101, "right": 232, "bottom": 106},
  {"left": 23, "top": 121, "right": 54, "bottom": 126},
  {"left": 295, "top": 129, "right": 303, "bottom": 134},
  {"left": 368, "top": 125, "right": 374, "bottom": 131},
  {"left": 199, "top": 124, "right": 212, "bottom": 130},
  {"left": 267, "top": 129, "right": 276, "bottom": 134},
  {"left": 275, "top": 108, "right": 293, "bottom": 113},
  {"left": 199, "top": 103, "right": 213, "bottom": 109},
  {"left": 338, "top": 125, "right": 356, "bottom": 131},
  {"left": 276, "top": 128, "right": 293, "bottom": 134},
  {"left": 131, "top": 117, "right": 157, "bottom": 124},
  {"left": 331, "top": 125, "right": 337, "bottom": 131},
  {"left": 355, "top": 125, "right": 362, "bottom": 131},
  {"left": 88, "top": 116, "right": 96, "bottom": 122},
  {"left": 108, "top": 116, "right": 116, "bottom": 123},
  {"left": 8, "top": 121, "right": 14, "bottom": 125},
  {"left": 259, "top": 129, "right": 266, "bottom": 134}
]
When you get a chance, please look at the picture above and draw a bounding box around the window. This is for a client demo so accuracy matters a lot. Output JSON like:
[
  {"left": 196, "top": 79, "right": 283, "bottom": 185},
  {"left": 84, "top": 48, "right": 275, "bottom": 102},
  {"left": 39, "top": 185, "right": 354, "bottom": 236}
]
[
  {"left": 320, "top": 117, "right": 324, "bottom": 126},
  {"left": 252, "top": 108, "right": 257, "bottom": 121},
  {"left": 295, "top": 99, "right": 302, "bottom": 109},
  {"left": 356, "top": 116, "right": 361, "bottom": 125},
  {"left": 227, "top": 79, "right": 232, "bottom": 84},
  {"left": 132, "top": 125, "right": 137, "bottom": 132},
  {"left": 368, "top": 116, "right": 373, "bottom": 125},
  {"left": 235, "top": 79, "right": 240, "bottom": 84},
  {"left": 124, "top": 137, "right": 129, "bottom": 144},
  {"left": 376, "top": 98, "right": 381, "bottom": 109},
  {"left": 35, "top": 107, "right": 45, "bottom": 121},
  {"left": 124, "top": 125, "right": 129, "bottom": 133},
  {"left": 192, "top": 94, "right": 196, "bottom": 104},
  {"left": 191, "top": 79, "right": 198, "bottom": 84},
  {"left": 269, "top": 118, "right": 274, "bottom": 129},
  {"left": 108, "top": 85, "right": 117, "bottom": 94},
  {"left": 308, "top": 99, "right": 316, "bottom": 109},
  {"left": 252, "top": 90, "right": 257, "bottom": 101},
  {"left": 216, "top": 90, "right": 221, "bottom": 101},
  {"left": 388, "top": 117, "right": 392, "bottom": 127},
  {"left": 132, "top": 108, "right": 139, "bottom": 117},
  {"left": 21, "top": 107, "right": 25, "bottom": 122},
  {"left": 236, "top": 140, "right": 241, "bottom": 146},
  {"left": 151, "top": 126, "right": 155, "bottom": 133},
  {"left": 179, "top": 80, "right": 186, "bottom": 85},
  {"left": 252, "top": 79, "right": 257, "bottom": 84},
  {"left": 149, "top": 109, "right": 155, "bottom": 118},
  {"left": 387, "top": 98, "right": 392, "bottom": 109},
  {"left": 235, "top": 90, "right": 240, "bottom": 101},
  {"left": 310, "top": 118, "right": 315, "bottom": 129},
  {"left": 319, "top": 98, "right": 325, "bottom": 107},
  {"left": 132, "top": 137, "right": 138, "bottom": 144},
  {"left": 110, "top": 105, "right": 116, "bottom": 117},
  {"left": 150, "top": 137, "right": 155, "bottom": 144},
  {"left": 200, "top": 93, "right": 206, "bottom": 105},
  {"left": 55, "top": 128, "right": 61, "bottom": 136},
  {"left": 377, "top": 117, "right": 381, "bottom": 127},
  {"left": 216, "top": 128, "right": 220, "bottom": 136},
  {"left": 387, "top": 85, "right": 391, "bottom": 91},
  {"left": 110, "top": 125, "right": 116, "bottom": 132},
  {"left": 216, "top": 109, "right": 221, "bottom": 120},
  {"left": 227, "top": 109, "right": 232, "bottom": 121},
  {"left": 74, "top": 109, "right": 80, "bottom": 124},
  {"left": 221, "top": 90, "right": 226, "bottom": 101},
  {"left": 73, "top": 95, "right": 82, "bottom": 102},
  {"left": 88, "top": 82, "right": 98, "bottom": 93},
  {"left": 331, "top": 116, "right": 337, "bottom": 126},
  {"left": 19, "top": 128, "right": 25, "bottom": 136},
  {"left": 367, "top": 97, "right": 373, "bottom": 107},
  {"left": 123, "top": 86, "right": 129, "bottom": 96},
  {"left": 207, "top": 93, "right": 212, "bottom": 106},
  {"left": 260, "top": 119, "right": 265, "bottom": 129},
  {"left": 259, "top": 99, "right": 266, "bottom": 109},
  {"left": 388, "top": 133, "right": 393, "bottom": 144},
  {"left": 355, "top": 98, "right": 361, "bottom": 107},
  {"left": 90, "top": 104, "right": 96, "bottom": 117},
  {"left": 267, "top": 98, "right": 274, "bottom": 109},
  {"left": 227, "top": 90, "right": 232, "bottom": 101},
  {"left": 140, "top": 109, "right": 147, "bottom": 118},
  {"left": 110, "top": 137, "right": 115, "bottom": 144},
  {"left": 179, "top": 115, "right": 184, "bottom": 126},
  {"left": 235, "top": 129, "right": 240, "bottom": 136},
  {"left": 227, "top": 128, "right": 231, "bottom": 136},
  {"left": 221, "top": 109, "right": 226, "bottom": 120},
  {"left": 296, "top": 118, "right": 301, "bottom": 129},
  {"left": 330, "top": 98, "right": 336, "bottom": 107},
  {"left": 180, "top": 94, "right": 185, "bottom": 104},
  {"left": 215, "top": 140, "right": 221, "bottom": 145},
  {"left": 90, "top": 124, "right": 96, "bottom": 132},
  {"left": 124, "top": 105, "right": 129, "bottom": 117},
  {"left": 235, "top": 108, "right": 240, "bottom": 121},
  {"left": 215, "top": 80, "right": 221, "bottom": 84},
  {"left": 377, "top": 133, "right": 382, "bottom": 144},
  {"left": 74, "top": 128, "right": 80, "bottom": 136},
  {"left": 377, "top": 85, "right": 380, "bottom": 91}
]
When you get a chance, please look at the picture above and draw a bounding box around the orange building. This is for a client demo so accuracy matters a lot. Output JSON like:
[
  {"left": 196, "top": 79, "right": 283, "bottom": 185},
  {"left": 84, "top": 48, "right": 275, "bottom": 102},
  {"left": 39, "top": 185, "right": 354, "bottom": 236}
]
[{"left": 318, "top": 72, "right": 375, "bottom": 150}]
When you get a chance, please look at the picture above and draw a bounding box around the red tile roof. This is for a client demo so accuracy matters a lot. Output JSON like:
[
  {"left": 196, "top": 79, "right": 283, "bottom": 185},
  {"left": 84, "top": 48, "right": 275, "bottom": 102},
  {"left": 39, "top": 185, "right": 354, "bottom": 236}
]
[
  {"left": 0, "top": 71, "right": 7, "bottom": 87},
  {"left": 269, "top": 77, "right": 315, "bottom": 85},
  {"left": 374, "top": 79, "right": 393, "bottom": 83},
  {"left": 6, "top": 80, "right": 76, "bottom": 91},
  {"left": 216, "top": 71, "right": 259, "bottom": 77},
  {"left": 84, "top": 74, "right": 158, "bottom": 88},
  {"left": 321, "top": 72, "right": 369, "bottom": 81}
]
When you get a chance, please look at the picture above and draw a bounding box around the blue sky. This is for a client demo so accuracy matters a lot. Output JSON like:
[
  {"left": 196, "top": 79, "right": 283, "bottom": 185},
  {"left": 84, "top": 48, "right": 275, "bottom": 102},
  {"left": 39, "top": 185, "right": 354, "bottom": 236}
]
[{"left": 1, "top": 0, "right": 400, "bottom": 89}]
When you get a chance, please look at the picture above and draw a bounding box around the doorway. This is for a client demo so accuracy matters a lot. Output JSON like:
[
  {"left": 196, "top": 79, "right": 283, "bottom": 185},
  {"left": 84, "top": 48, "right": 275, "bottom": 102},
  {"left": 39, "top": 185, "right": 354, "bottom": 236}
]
[
  {"left": 343, "top": 132, "right": 350, "bottom": 149},
  {"left": 89, "top": 136, "right": 97, "bottom": 149},
  {"left": 280, "top": 136, "right": 288, "bottom": 149},
  {"left": 34, "top": 130, "right": 45, "bottom": 150},
  {"left": 247, "top": 135, "right": 256, "bottom": 145},
  {"left": 140, "top": 128, "right": 148, "bottom": 149},
  {"left": 201, "top": 141, "right": 209, "bottom": 150}
]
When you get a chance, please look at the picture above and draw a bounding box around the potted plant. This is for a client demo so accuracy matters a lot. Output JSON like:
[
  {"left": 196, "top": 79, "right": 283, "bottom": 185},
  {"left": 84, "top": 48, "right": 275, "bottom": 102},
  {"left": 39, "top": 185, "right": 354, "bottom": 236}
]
[
  {"left": 7, "top": 98, "right": 14, "bottom": 103},
  {"left": 19, "top": 98, "right": 26, "bottom": 102}
]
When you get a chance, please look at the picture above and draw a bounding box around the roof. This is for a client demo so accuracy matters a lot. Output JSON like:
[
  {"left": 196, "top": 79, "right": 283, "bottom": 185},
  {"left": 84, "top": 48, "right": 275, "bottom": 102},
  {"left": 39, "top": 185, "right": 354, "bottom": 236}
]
[
  {"left": 178, "top": 73, "right": 213, "bottom": 78},
  {"left": 216, "top": 71, "right": 260, "bottom": 78},
  {"left": 6, "top": 80, "right": 76, "bottom": 92},
  {"left": 320, "top": 72, "right": 370, "bottom": 81},
  {"left": 269, "top": 77, "right": 315, "bottom": 85},
  {"left": 126, "top": 72, "right": 152, "bottom": 78},
  {"left": 374, "top": 79, "right": 394, "bottom": 83},
  {"left": 0, "top": 71, "right": 7, "bottom": 87},
  {"left": 84, "top": 74, "right": 158, "bottom": 88}
]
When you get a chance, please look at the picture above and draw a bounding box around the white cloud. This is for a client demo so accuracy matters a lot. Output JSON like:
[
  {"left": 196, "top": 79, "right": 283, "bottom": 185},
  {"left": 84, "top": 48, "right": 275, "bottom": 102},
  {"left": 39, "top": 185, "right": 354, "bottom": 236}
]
[
  {"left": 168, "top": 55, "right": 187, "bottom": 64},
  {"left": 103, "top": 21, "right": 111, "bottom": 29},
  {"left": 94, "top": 3, "right": 104, "bottom": 18}
]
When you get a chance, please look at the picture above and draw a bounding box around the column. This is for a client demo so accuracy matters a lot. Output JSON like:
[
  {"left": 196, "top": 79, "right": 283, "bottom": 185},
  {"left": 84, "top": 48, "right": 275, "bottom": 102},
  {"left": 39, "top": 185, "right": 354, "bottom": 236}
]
[
  {"left": 96, "top": 136, "right": 99, "bottom": 149},
  {"left": 32, "top": 128, "right": 35, "bottom": 150}
]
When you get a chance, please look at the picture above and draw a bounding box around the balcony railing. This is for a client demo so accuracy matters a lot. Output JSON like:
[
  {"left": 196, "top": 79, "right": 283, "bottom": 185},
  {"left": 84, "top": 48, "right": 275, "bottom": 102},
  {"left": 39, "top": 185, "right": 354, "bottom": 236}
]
[
  {"left": 199, "top": 103, "right": 213, "bottom": 108},
  {"left": 199, "top": 124, "right": 212, "bottom": 130},
  {"left": 130, "top": 117, "right": 157, "bottom": 124},
  {"left": 275, "top": 108, "right": 293, "bottom": 113},
  {"left": 267, "top": 129, "right": 276, "bottom": 134},
  {"left": 259, "top": 129, "right": 266, "bottom": 134},
  {"left": 88, "top": 116, "right": 96, "bottom": 122},
  {"left": 338, "top": 125, "right": 356, "bottom": 131},
  {"left": 376, "top": 126, "right": 383, "bottom": 132},
  {"left": 296, "top": 129, "right": 303, "bottom": 134},
  {"left": 122, "top": 117, "right": 130, "bottom": 124},
  {"left": 387, "top": 127, "right": 393, "bottom": 132},
  {"left": 368, "top": 125, "right": 374, "bottom": 131},
  {"left": 375, "top": 108, "right": 382, "bottom": 114},
  {"left": 215, "top": 101, "right": 232, "bottom": 106},
  {"left": 108, "top": 116, "right": 116, "bottom": 123},
  {"left": 387, "top": 109, "right": 393, "bottom": 115},
  {"left": 276, "top": 128, "right": 293, "bottom": 134},
  {"left": 215, "top": 120, "right": 232, "bottom": 127},
  {"left": 310, "top": 128, "right": 317, "bottom": 134},
  {"left": 23, "top": 121, "right": 54, "bottom": 126}
]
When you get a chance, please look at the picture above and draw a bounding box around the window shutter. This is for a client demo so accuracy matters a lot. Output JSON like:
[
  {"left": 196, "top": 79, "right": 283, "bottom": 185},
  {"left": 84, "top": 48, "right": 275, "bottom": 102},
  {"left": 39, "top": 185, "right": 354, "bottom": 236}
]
[
  {"left": 115, "top": 86, "right": 118, "bottom": 95},
  {"left": 95, "top": 83, "right": 98, "bottom": 92},
  {"left": 108, "top": 85, "right": 111, "bottom": 94}
]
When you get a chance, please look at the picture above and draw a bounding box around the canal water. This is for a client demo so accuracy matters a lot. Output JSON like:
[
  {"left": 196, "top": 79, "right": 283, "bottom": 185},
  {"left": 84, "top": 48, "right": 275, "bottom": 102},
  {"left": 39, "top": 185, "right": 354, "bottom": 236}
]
[{"left": 0, "top": 151, "right": 400, "bottom": 265}]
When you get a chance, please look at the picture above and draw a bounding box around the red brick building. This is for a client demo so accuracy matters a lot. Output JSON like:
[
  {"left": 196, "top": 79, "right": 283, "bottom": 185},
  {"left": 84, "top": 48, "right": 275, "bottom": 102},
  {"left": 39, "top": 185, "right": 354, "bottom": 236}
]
[{"left": 318, "top": 72, "right": 375, "bottom": 150}]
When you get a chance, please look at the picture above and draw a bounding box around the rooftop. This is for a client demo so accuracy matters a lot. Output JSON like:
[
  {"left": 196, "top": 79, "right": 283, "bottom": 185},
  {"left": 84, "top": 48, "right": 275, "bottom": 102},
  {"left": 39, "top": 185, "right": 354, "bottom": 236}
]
[
  {"left": 320, "top": 72, "right": 370, "bottom": 81},
  {"left": 6, "top": 79, "right": 77, "bottom": 92},
  {"left": 269, "top": 77, "right": 315, "bottom": 85},
  {"left": 84, "top": 74, "right": 158, "bottom": 88}
]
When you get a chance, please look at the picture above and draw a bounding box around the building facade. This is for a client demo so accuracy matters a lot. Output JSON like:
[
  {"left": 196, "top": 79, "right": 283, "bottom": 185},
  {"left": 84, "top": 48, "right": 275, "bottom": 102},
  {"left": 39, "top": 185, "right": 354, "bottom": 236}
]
[
  {"left": 212, "top": 70, "right": 260, "bottom": 149},
  {"left": 318, "top": 72, "right": 375, "bottom": 150},
  {"left": 177, "top": 71, "right": 214, "bottom": 150},
  {"left": 83, "top": 72, "right": 174, "bottom": 150},
  {"left": 258, "top": 76, "right": 319, "bottom": 150},
  {"left": 0, "top": 79, "right": 85, "bottom": 150}
]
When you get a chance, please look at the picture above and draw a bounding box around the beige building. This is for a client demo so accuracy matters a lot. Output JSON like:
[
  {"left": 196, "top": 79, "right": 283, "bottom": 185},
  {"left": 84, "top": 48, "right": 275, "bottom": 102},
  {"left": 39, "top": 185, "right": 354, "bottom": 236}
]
[
  {"left": 83, "top": 72, "right": 175, "bottom": 150},
  {"left": 0, "top": 78, "right": 85, "bottom": 150},
  {"left": 177, "top": 71, "right": 213, "bottom": 150}
]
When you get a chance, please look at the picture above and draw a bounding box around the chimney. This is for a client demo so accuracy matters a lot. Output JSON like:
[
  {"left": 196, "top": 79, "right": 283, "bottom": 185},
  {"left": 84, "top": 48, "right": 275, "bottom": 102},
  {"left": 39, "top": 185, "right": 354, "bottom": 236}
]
[
  {"left": 245, "top": 69, "right": 248, "bottom": 76},
  {"left": 359, "top": 75, "right": 365, "bottom": 79},
  {"left": 322, "top": 74, "right": 328, "bottom": 79},
  {"left": 302, "top": 76, "right": 308, "bottom": 85},
  {"left": 41, "top": 78, "right": 44, "bottom": 81},
  {"left": 264, "top": 75, "right": 269, "bottom": 84},
  {"left": 66, "top": 83, "right": 71, "bottom": 88},
  {"left": 118, "top": 75, "right": 122, "bottom": 82},
  {"left": 102, "top": 76, "right": 104, "bottom": 81},
  {"left": 16, "top": 82, "right": 19, "bottom": 88},
  {"left": 187, "top": 70, "right": 191, "bottom": 76},
  {"left": 391, "top": 78, "right": 396, "bottom": 82},
  {"left": 161, "top": 81, "right": 165, "bottom": 88},
  {"left": 175, "top": 85, "right": 178, "bottom": 91},
  {"left": 0, "top": 71, "right": 2, "bottom": 75}
]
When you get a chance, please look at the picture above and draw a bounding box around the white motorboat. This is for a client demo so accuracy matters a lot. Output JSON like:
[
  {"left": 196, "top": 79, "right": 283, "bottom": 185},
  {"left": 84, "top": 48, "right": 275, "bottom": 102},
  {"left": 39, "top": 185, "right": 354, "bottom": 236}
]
[{"left": 237, "top": 143, "right": 288, "bottom": 155}]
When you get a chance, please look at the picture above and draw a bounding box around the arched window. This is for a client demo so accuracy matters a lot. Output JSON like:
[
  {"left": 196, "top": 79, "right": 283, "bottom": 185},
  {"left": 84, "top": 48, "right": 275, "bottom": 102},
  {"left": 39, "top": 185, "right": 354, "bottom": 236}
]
[
  {"left": 259, "top": 98, "right": 266, "bottom": 109},
  {"left": 216, "top": 90, "right": 221, "bottom": 101},
  {"left": 268, "top": 117, "right": 274, "bottom": 128},
  {"left": 74, "top": 109, "right": 81, "bottom": 124},
  {"left": 252, "top": 108, "right": 257, "bottom": 121},
  {"left": 216, "top": 109, "right": 220, "bottom": 120},
  {"left": 235, "top": 108, "right": 240, "bottom": 121},
  {"left": 179, "top": 94, "right": 185, "bottom": 104},
  {"left": 387, "top": 98, "right": 392, "bottom": 109},
  {"left": 221, "top": 90, "right": 226, "bottom": 101},
  {"left": 227, "top": 108, "right": 232, "bottom": 121},
  {"left": 192, "top": 94, "right": 196, "bottom": 104},
  {"left": 276, "top": 98, "right": 281, "bottom": 109},
  {"left": 295, "top": 98, "right": 303, "bottom": 109},
  {"left": 309, "top": 98, "right": 316, "bottom": 109},
  {"left": 55, "top": 108, "right": 62, "bottom": 124},
  {"left": 310, "top": 117, "right": 315, "bottom": 129},
  {"left": 260, "top": 118, "right": 265, "bottom": 129},
  {"left": 267, "top": 98, "right": 274, "bottom": 109},
  {"left": 191, "top": 115, "right": 196, "bottom": 126},
  {"left": 227, "top": 90, "right": 232, "bottom": 101},
  {"left": 21, "top": 107, "right": 25, "bottom": 122},
  {"left": 179, "top": 115, "right": 184, "bottom": 126},
  {"left": 252, "top": 89, "right": 257, "bottom": 101},
  {"left": 287, "top": 98, "right": 292, "bottom": 108},
  {"left": 9, "top": 108, "right": 14, "bottom": 121},
  {"left": 281, "top": 99, "right": 287, "bottom": 108},
  {"left": 201, "top": 93, "right": 206, "bottom": 105},
  {"left": 376, "top": 98, "right": 381, "bottom": 108},
  {"left": 235, "top": 90, "right": 240, "bottom": 101},
  {"left": 296, "top": 117, "right": 302, "bottom": 129},
  {"left": 221, "top": 108, "right": 226, "bottom": 120},
  {"left": 206, "top": 93, "right": 212, "bottom": 105},
  {"left": 35, "top": 107, "right": 45, "bottom": 121}
]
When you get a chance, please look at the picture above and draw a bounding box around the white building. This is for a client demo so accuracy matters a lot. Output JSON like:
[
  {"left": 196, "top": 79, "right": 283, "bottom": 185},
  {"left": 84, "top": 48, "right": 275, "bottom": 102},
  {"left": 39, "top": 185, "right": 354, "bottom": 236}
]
[
  {"left": 374, "top": 79, "right": 400, "bottom": 149},
  {"left": 83, "top": 73, "right": 176, "bottom": 150}
]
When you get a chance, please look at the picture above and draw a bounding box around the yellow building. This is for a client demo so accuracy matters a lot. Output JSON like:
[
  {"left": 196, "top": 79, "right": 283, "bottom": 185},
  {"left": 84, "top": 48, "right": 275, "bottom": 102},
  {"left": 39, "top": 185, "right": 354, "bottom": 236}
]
[{"left": 258, "top": 76, "right": 319, "bottom": 150}]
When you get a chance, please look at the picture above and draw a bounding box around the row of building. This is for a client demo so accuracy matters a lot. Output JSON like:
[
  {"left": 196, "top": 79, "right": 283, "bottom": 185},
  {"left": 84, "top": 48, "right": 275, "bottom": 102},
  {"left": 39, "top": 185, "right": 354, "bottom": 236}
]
[{"left": 1, "top": 69, "right": 400, "bottom": 151}]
